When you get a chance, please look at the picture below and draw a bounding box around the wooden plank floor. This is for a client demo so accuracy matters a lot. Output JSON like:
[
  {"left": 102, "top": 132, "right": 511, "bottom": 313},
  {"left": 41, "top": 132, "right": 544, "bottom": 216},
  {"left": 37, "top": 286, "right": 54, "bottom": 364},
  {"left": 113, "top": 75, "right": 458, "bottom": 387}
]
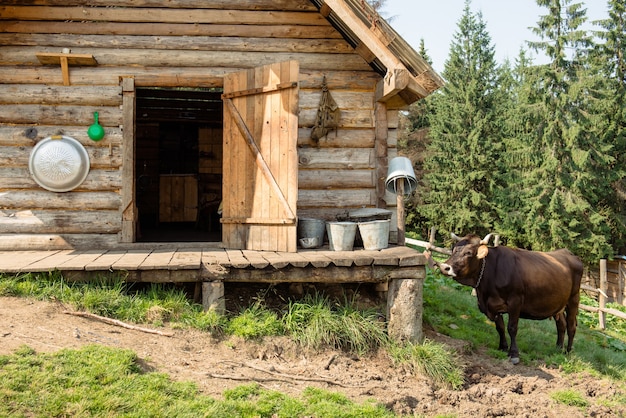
[{"left": 0, "top": 246, "right": 425, "bottom": 274}]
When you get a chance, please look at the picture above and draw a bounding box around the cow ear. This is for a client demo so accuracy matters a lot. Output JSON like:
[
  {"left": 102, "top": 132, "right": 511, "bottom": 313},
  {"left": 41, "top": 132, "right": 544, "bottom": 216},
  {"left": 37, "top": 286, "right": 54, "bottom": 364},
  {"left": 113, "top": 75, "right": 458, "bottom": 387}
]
[{"left": 477, "top": 245, "right": 489, "bottom": 259}]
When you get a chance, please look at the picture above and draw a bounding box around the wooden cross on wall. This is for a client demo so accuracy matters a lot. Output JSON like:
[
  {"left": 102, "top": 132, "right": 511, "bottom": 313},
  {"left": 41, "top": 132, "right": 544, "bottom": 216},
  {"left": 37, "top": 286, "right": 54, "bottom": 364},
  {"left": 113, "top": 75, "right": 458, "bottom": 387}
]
[{"left": 36, "top": 52, "right": 97, "bottom": 86}]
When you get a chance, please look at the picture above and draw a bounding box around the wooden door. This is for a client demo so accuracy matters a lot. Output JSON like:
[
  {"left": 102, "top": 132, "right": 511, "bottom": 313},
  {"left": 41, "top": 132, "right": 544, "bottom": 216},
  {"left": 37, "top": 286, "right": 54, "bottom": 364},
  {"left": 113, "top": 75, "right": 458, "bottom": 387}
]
[{"left": 221, "top": 61, "right": 299, "bottom": 252}]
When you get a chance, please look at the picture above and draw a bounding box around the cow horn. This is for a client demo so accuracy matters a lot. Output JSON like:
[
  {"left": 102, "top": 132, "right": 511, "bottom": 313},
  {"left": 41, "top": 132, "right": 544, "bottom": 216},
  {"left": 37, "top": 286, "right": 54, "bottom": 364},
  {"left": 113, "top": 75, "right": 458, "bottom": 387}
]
[
  {"left": 480, "top": 233, "right": 494, "bottom": 245},
  {"left": 450, "top": 232, "right": 462, "bottom": 242}
]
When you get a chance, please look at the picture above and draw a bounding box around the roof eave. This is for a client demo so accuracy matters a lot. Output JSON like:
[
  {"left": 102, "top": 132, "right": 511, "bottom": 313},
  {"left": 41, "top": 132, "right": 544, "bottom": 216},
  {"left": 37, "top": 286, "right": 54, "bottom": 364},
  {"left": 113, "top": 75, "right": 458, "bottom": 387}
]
[{"left": 312, "top": 0, "right": 444, "bottom": 108}]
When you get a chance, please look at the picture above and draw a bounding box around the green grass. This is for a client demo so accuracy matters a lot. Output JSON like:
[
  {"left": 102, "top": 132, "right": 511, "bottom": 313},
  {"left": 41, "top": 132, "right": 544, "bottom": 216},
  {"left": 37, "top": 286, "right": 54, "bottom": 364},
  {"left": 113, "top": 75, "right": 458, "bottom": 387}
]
[
  {"left": 0, "top": 271, "right": 465, "bottom": 391},
  {"left": 550, "top": 389, "right": 590, "bottom": 408},
  {"left": 387, "top": 339, "right": 465, "bottom": 389},
  {"left": 282, "top": 293, "right": 389, "bottom": 355},
  {"left": 226, "top": 301, "right": 284, "bottom": 339},
  {"left": 0, "top": 345, "right": 398, "bottom": 418}
]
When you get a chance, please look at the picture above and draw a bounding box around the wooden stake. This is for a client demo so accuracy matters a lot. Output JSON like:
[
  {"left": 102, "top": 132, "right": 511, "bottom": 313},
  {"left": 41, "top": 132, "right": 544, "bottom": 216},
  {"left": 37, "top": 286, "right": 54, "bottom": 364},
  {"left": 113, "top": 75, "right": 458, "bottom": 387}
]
[{"left": 599, "top": 259, "right": 607, "bottom": 329}]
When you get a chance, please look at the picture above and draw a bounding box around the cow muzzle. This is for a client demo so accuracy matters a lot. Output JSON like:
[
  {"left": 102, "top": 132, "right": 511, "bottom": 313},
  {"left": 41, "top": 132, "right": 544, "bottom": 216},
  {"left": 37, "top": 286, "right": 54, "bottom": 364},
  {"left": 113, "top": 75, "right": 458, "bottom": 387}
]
[{"left": 437, "top": 262, "right": 456, "bottom": 277}]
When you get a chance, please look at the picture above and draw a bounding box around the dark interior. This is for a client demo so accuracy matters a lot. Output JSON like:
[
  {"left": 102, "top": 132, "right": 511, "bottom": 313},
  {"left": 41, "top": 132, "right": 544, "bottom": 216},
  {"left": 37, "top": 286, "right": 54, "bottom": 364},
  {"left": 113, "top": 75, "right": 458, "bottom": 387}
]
[{"left": 135, "top": 88, "right": 223, "bottom": 242}]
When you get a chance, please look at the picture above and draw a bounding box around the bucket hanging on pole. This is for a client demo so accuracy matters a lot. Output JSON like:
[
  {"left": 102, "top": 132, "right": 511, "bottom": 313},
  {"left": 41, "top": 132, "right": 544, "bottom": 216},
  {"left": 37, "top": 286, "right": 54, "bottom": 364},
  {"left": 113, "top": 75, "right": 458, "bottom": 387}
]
[{"left": 385, "top": 157, "right": 417, "bottom": 195}]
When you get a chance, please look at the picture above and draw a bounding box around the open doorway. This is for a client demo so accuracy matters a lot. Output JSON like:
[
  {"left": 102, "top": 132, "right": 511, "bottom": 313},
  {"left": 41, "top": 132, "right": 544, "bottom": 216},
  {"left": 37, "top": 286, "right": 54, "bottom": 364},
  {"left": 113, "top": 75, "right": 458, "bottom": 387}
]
[{"left": 135, "top": 88, "right": 223, "bottom": 242}]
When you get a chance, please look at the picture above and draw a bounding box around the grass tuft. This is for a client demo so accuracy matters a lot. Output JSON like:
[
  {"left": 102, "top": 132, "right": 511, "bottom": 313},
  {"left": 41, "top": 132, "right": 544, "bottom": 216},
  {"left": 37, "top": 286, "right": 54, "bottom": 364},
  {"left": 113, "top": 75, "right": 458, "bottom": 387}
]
[
  {"left": 550, "top": 389, "right": 589, "bottom": 408},
  {"left": 226, "top": 301, "right": 284, "bottom": 339},
  {"left": 282, "top": 293, "right": 387, "bottom": 355},
  {"left": 387, "top": 339, "right": 466, "bottom": 390}
]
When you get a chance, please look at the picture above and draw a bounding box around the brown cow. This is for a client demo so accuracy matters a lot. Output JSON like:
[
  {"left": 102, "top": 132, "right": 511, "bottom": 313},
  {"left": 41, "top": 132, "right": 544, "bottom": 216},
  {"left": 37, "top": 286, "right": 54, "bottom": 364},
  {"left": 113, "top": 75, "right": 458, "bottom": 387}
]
[{"left": 436, "top": 233, "right": 583, "bottom": 364}]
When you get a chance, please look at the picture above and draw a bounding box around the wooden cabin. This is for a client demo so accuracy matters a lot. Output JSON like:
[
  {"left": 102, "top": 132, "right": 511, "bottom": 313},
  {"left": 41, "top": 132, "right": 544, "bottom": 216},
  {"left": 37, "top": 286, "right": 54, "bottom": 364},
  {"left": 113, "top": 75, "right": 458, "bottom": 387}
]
[{"left": 0, "top": 0, "right": 443, "bottom": 252}]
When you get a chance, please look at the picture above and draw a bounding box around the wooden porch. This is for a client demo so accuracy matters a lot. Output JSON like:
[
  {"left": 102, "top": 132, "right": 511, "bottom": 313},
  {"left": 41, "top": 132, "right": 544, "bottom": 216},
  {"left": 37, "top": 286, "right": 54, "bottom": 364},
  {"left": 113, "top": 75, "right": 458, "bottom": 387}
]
[
  {"left": 0, "top": 245, "right": 426, "bottom": 282},
  {"left": 0, "top": 245, "right": 427, "bottom": 341}
]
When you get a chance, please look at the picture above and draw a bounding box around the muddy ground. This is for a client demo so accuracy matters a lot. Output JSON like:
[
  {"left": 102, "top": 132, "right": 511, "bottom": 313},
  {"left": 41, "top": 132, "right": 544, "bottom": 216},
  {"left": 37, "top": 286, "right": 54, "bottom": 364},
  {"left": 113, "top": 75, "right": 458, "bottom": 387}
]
[{"left": 1, "top": 295, "right": 624, "bottom": 417}]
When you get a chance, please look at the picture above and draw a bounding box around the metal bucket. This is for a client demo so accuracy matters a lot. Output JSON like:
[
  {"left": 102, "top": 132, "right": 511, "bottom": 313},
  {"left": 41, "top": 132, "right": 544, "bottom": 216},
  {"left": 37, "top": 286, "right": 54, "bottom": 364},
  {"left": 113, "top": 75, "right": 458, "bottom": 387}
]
[
  {"left": 297, "top": 218, "right": 325, "bottom": 248},
  {"left": 326, "top": 221, "right": 357, "bottom": 251},
  {"left": 358, "top": 220, "right": 390, "bottom": 250},
  {"left": 385, "top": 156, "right": 417, "bottom": 195}
]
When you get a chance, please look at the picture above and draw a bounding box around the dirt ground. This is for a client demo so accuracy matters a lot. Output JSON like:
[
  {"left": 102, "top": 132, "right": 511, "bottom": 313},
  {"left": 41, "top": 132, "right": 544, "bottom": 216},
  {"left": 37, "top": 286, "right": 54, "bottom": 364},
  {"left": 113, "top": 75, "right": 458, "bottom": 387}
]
[{"left": 1, "top": 295, "right": 624, "bottom": 417}]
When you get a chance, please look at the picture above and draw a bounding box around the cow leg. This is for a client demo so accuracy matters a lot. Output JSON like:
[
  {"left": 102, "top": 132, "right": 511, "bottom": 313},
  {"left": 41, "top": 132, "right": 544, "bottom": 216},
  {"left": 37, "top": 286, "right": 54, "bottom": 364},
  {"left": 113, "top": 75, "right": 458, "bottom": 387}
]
[
  {"left": 494, "top": 314, "right": 508, "bottom": 351},
  {"left": 565, "top": 294, "right": 580, "bottom": 352},
  {"left": 507, "top": 313, "right": 521, "bottom": 364},
  {"left": 554, "top": 312, "right": 566, "bottom": 350}
]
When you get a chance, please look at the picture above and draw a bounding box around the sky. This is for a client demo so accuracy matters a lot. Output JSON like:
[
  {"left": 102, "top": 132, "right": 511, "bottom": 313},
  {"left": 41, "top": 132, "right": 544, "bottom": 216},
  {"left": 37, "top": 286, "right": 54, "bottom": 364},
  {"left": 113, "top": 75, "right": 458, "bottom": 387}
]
[{"left": 382, "top": 0, "right": 610, "bottom": 74}]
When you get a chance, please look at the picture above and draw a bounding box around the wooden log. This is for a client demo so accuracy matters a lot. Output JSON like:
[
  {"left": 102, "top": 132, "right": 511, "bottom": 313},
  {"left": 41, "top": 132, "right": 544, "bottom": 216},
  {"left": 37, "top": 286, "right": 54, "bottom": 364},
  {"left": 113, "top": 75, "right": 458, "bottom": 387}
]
[
  {"left": 580, "top": 304, "right": 626, "bottom": 320},
  {"left": 2, "top": 20, "right": 338, "bottom": 39},
  {"left": 0, "top": 104, "right": 123, "bottom": 126},
  {"left": 405, "top": 237, "right": 452, "bottom": 255},
  {"left": 1, "top": 47, "right": 372, "bottom": 72},
  {"left": 387, "top": 277, "right": 424, "bottom": 343},
  {"left": 0, "top": 210, "right": 121, "bottom": 234},
  {"left": 297, "top": 128, "right": 375, "bottom": 148},
  {"left": 297, "top": 148, "right": 375, "bottom": 169},
  {"left": 0, "top": 6, "right": 329, "bottom": 26},
  {"left": 1, "top": 145, "right": 122, "bottom": 169},
  {"left": 0, "top": 190, "right": 120, "bottom": 210},
  {"left": 0, "top": 125, "right": 123, "bottom": 147},
  {"left": 0, "top": 66, "right": 379, "bottom": 90},
  {"left": 0, "top": 233, "right": 119, "bottom": 251},
  {"left": 223, "top": 265, "right": 422, "bottom": 283},
  {"left": 298, "top": 169, "right": 374, "bottom": 189},
  {"left": 0, "top": 168, "right": 121, "bottom": 190},
  {"left": 298, "top": 189, "right": 376, "bottom": 208},
  {"left": 299, "top": 108, "right": 374, "bottom": 128},
  {"left": 0, "top": 84, "right": 121, "bottom": 105},
  {"left": 299, "top": 90, "right": 374, "bottom": 110},
  {"left": 63, "top": 310, "right": 174, "bottom": 337},
  {"left": 2, "top": 33, "right": 353, "bottom": 55},
  {"left": 0, "top": 0, "right": 319, "bottom": 11}
]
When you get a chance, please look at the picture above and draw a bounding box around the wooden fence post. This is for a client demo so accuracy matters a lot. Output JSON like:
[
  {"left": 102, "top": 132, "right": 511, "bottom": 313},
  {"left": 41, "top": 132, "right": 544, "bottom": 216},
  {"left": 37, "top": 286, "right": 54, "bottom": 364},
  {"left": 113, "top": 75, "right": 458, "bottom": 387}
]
[
  {"left": 599, "top": 259, "right": 607, "bottom": 330},
  {"left": 617, "top": 260, "right": 626, "bottom": 305}
]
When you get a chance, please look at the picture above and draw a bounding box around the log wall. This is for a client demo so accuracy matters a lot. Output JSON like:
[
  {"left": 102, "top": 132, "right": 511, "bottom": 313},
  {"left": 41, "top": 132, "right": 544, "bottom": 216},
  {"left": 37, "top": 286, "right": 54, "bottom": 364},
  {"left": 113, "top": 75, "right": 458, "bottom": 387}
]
[{"left": 0, "top": 0, "right": 401, "bottom": 250}]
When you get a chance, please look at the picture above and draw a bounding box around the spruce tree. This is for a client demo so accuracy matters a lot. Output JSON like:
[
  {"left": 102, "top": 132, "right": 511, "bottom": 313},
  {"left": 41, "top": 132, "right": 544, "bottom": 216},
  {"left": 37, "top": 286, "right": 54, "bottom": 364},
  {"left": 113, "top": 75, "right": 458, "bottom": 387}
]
[
  {"left": 512, "top": 0, "right": 614, "bottom": 262},
  {"left": 591, "top": 0, "right": 626, "bottom": 253},
  {"left": 420, "top": 1, "right": 505, "bottom": 237}
]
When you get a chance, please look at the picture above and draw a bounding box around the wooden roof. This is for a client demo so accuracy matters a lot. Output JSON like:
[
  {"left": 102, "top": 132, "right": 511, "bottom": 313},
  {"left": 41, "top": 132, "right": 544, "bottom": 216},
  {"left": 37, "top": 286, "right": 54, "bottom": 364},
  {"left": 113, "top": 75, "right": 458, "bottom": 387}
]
[{"left": 311, "top": 0, "right": 445, "bottom": 108}]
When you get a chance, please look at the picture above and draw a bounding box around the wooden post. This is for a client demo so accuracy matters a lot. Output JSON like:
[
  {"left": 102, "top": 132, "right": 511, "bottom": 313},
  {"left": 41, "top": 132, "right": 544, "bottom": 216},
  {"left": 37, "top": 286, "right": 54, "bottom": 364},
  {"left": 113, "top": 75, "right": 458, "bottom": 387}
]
[
  {"left": 396, "top": 180, "right": 405, "bottom": 245},
  {"left": 387, "top": 275, "right": 423, "bottom": 343},
  {"left": 202, "top": 281, "right": 225, "bottom": 314},
  {"left": 599, "top": 259, "right": 607, "bottom": 330},
  {"left": 617, "top": 260, "right": 626, "bottom": 305},
  {"left": 120, "top": 77, "right": 136, "bottom": 242}
]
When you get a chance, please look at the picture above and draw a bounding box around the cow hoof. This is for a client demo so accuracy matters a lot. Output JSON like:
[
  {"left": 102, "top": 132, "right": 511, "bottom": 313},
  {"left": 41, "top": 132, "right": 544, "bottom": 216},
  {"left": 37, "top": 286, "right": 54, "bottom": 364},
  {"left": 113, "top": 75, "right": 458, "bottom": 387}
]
[{"left": 510, "top": 357, "right": 520, "bottom": 365}]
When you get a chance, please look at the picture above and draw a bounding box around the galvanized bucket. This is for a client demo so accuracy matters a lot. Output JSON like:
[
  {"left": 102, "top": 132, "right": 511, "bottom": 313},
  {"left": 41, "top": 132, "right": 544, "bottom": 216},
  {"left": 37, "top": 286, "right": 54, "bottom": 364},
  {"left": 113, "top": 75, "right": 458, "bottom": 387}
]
[
  {"left": 385, "top": 156, "right": 417, "bottom": 195},
  {"left": 297, "top": 218, "right": 325, "bottom": 248},
  {"left": 326, "top": 221, "right": 357, "bottom": 251}
]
